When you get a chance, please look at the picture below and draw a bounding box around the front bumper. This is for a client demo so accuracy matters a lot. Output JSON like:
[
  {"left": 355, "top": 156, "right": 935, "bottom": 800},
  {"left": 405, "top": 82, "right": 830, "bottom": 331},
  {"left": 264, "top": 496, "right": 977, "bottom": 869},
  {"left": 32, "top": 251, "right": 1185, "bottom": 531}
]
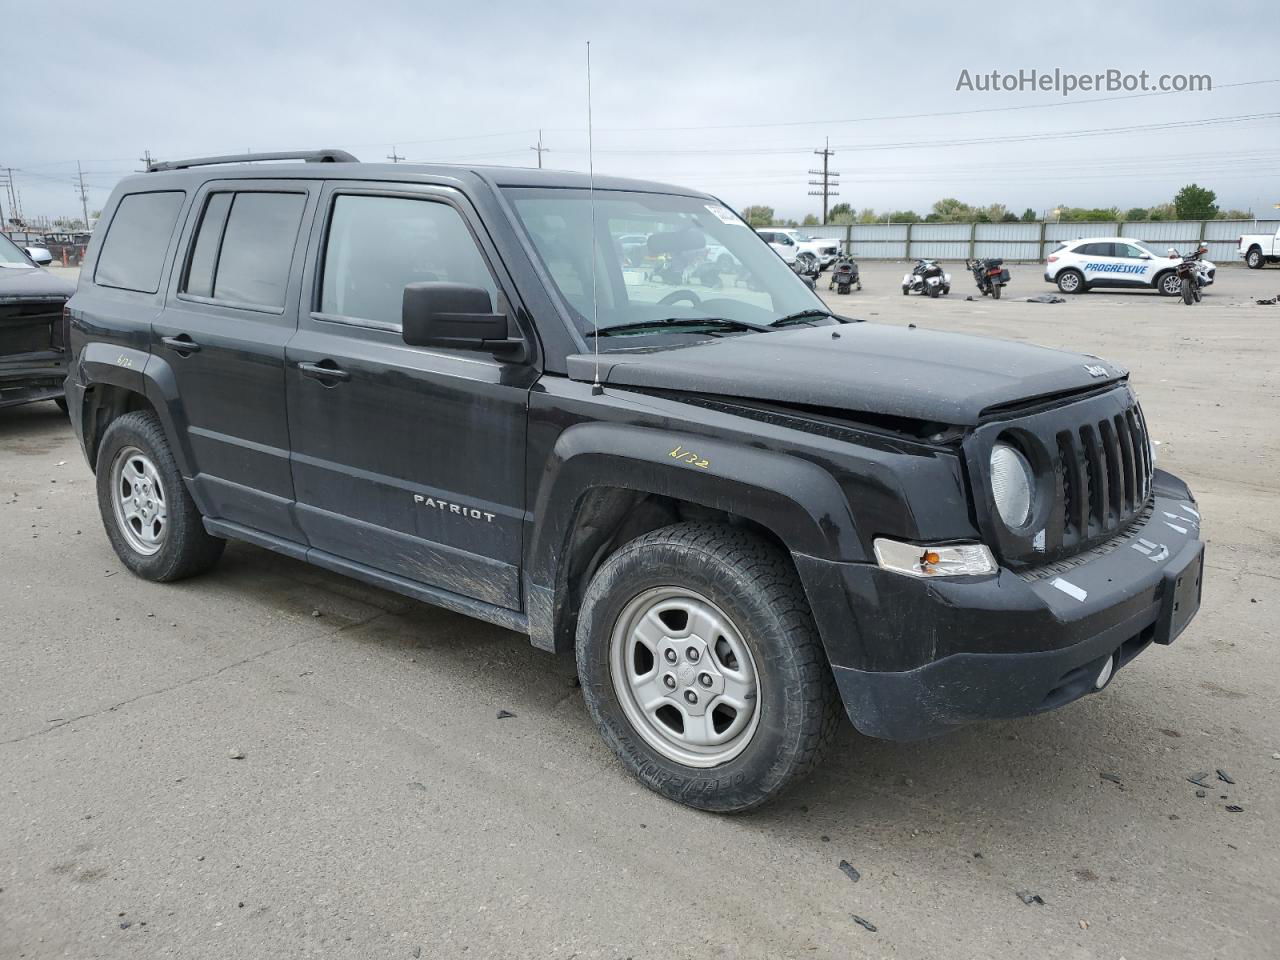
[{"left": 798, "top": 472, "right": 1204, "bottom": 740}]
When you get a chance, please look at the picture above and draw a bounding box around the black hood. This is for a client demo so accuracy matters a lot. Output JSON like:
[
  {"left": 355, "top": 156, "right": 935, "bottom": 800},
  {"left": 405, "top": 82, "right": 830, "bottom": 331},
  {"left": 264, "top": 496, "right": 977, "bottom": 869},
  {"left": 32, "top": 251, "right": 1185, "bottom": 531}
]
[
  {"left": 567, "top": 323, "right": 1126, "bottom": 426},
  {"left": 0, "top": 265, "right": 76, "bottom": 301}
]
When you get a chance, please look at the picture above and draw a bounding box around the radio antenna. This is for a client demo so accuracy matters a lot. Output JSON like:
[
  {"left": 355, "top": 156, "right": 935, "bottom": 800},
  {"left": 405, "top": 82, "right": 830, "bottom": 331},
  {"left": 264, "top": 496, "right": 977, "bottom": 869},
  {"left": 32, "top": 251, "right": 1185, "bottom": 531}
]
[{"left": 587, "top": 41, "right": 602, "bottom": 395}]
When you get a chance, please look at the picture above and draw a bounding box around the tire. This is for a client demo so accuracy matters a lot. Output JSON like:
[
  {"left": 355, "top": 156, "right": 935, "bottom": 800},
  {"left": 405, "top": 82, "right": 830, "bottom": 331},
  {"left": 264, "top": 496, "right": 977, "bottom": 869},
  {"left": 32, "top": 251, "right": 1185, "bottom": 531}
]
[
  {"left": 1246, "top": 247, "right": 1264, "bottom": 269},
  {"left": 1181, "top": 276, "right": 1195, "bottom": 305},
  {"left": 902, "top": 285, "right": 910, "bottom": 295},
  {"left": 575, "top": 522, "right": 839, "bottom": 812},
  {"left": 53, "top": 395, "right": 68, "bottom": 413},
  {"left": 95, "top": 410, "right": 224, "bottom": 581},
  {"left": 1193, "top": 280, "right": 1202, "bottom": 303},
  {"left": 1157, "top": 271, "right": 1182, "bottom": 297},
  {"left": 991, "top": 284, "right": 1002, "bottom": 300},
  {"left": 1056, "top": 269, "right": 1084, "bottom": 294},
  {"left": 927, "top": 283, "right": 941, "bottom": 298}
]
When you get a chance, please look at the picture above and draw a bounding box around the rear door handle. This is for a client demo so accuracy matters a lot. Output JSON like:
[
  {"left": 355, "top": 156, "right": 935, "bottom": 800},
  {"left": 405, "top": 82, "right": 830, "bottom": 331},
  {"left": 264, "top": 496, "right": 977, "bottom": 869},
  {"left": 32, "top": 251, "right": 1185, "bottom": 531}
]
[
  {"left": 161, "top": 334, "right": 201, "bottom": 355},
  {"left": 297, "top": 360, "right": 350, "bottom": 383}
]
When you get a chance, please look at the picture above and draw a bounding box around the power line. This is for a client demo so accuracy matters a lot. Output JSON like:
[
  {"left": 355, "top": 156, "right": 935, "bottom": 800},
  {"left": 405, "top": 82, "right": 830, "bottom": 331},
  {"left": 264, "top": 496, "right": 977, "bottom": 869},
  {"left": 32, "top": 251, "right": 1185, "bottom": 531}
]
[
  {"left": 579, "top": 112, "right": 1279, "bottom": 157},
  {"left": 9, "top": 76, "right": 1278, "bottom": 173},
  {"left": 578, "top": 78, "right": 1280, "bottom": 134}
]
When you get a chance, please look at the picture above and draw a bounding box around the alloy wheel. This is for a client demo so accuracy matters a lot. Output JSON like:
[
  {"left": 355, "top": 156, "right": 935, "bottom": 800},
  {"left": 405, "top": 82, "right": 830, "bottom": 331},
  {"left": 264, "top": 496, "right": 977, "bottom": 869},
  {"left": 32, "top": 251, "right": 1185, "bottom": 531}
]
[
  {"left": 609, "top": 586, "right": 760, "bottom": 768},
  {"left": 110, "top": 446, "right": 168, "bottom": 556}
]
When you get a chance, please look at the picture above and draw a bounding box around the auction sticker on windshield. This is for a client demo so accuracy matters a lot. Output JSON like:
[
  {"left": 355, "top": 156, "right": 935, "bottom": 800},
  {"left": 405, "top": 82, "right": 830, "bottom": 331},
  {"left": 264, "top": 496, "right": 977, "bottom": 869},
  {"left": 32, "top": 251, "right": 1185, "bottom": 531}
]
[{"left": 705, "top": 204, "right": 744, "bottom": 225}]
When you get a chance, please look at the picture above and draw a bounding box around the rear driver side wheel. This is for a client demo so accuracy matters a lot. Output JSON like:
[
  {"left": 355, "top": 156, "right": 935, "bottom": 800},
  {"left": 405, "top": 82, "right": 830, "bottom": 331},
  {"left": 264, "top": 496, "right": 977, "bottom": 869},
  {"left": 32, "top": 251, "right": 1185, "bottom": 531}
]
[
  {"left": 575, "top": 522, "right": 839, "bottom": 812},
  {"left": 95, "top": 411, "right": 224, "bottom": 581}
]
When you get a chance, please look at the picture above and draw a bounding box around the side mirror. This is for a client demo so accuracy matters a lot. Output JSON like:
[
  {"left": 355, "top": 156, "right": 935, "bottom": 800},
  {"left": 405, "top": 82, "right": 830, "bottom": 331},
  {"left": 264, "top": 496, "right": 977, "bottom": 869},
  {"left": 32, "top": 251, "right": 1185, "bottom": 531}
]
[
  {"left": 1140, "top": 253, "right": 1152, "bottom": 259},
  {"left": 401, "top": 283, "right": 525, "bottom": 360},
  {"left": 26, "top": 247, "right": 53, "bottom": 266}
]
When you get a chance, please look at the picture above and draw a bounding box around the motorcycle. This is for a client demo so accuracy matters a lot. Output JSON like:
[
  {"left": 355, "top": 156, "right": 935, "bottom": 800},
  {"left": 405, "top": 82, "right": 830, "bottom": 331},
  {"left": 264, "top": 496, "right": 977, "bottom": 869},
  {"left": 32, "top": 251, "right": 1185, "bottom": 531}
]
[
  {"left": 1170, "top": 246, "right": 1208, "bottom": 305},
  {"left": 827, "top": 255, "right": 861, "bottom": 294},
  {"left": 965, "top": 257, "right": 1010, "bottom": 299},
  {"left": 902, "top": 259, "right": 951, "bottom": 297}
]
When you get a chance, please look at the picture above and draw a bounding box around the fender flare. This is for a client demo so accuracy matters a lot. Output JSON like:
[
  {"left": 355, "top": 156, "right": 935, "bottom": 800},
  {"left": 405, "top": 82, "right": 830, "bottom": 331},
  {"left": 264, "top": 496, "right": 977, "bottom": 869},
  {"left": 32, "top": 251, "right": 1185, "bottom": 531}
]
[
  {"left": 523, "top": 421, "right": 864, "bottom": 651},
  {"left": 77, "top": 344, "right": 196, "bottom": 484}
]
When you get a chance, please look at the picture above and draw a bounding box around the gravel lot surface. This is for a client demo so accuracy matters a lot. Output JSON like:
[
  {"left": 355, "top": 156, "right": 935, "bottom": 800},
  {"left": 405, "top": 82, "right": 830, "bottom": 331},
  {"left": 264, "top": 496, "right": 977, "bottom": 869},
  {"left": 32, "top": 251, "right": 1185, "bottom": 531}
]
[{"left": 3, "top": 262, "right": 1278, "bottom": 959}]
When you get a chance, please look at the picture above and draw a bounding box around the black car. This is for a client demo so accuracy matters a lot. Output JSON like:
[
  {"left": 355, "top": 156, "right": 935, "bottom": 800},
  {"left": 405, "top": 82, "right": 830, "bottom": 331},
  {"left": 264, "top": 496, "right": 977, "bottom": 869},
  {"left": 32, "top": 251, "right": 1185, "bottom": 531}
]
[
  {"left": 65, "top": 151, "right": 1205, "bottom": 812},
  {"left": 1, "top": 231, "right": 75, "bottom": 409}
]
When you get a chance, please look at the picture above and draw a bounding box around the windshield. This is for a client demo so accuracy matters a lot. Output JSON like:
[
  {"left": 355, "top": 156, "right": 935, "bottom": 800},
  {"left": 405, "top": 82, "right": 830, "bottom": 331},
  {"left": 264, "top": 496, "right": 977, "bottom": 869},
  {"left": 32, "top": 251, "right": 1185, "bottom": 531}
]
[
  {"left": 0, "top": 232, "right": 34, "bottom": 267},
  {"left": 504, "top": 188, "right": 828, "bottom": 347}
]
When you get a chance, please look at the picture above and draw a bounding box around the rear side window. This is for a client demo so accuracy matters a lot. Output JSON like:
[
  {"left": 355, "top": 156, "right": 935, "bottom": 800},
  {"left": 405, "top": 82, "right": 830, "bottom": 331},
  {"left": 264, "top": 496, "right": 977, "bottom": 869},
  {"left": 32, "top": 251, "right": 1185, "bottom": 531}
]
[
  {"left": 182, "top": 191, "right": 306, "bottom": 309},
  {"left": 184, "top": 193, "right": 232, "bottom": 298},
  {"left": 95, "top": 191, "right": 186, "bottom": 293},
  {"left": 319, "top": 194, "right": 497, "bottom": 328}
]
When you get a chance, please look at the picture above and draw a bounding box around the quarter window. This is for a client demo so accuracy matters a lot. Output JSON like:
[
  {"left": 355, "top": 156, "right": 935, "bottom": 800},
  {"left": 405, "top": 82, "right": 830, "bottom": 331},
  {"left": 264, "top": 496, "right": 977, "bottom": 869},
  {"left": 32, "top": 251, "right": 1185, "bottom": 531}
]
[
  {"left": 319, "top": 194, "right": 497, "bottom": 328},
  {"left": 95, "top": 191, "right": 186, "bottom": 293}
]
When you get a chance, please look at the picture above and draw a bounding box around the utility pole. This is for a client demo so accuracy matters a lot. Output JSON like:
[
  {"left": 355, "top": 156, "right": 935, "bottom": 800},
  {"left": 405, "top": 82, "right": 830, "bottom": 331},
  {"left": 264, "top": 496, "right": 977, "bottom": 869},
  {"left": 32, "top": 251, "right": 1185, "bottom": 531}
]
[
  {"left": 76, "top": 161, "right": 90, "bottom": 231},
  {"left": 530, "top": 130, "right": 549, "bottom": 168},
  {"left": 2, "top": 167, "right": 21, "bottom": 224},
  {"left": 808, "top": 138, "right": 839, "bottom": 225},
  {"left": 386, "top": 146, "right": 405, "bottom": 163},
  {"left": 138, "top": 149, "right": 153, "bottom": 172}
]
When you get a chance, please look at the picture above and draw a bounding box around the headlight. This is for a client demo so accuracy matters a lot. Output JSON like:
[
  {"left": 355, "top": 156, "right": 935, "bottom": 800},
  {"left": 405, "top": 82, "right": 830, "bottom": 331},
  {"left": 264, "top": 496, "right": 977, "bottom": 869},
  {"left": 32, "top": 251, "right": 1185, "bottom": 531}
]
[
  {"left": 990, "top": 441, "right": 1035, "bottom": 528},
  {"left": 873, "top": 538, "right": 996, "bottom": 578}
]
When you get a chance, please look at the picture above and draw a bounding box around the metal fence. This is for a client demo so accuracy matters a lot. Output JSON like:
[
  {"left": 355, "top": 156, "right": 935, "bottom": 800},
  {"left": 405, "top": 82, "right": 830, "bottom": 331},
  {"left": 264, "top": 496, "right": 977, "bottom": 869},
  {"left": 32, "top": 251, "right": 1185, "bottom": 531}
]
[{"left": 776, "top": 220, "right": 1277, "bottom": 263}]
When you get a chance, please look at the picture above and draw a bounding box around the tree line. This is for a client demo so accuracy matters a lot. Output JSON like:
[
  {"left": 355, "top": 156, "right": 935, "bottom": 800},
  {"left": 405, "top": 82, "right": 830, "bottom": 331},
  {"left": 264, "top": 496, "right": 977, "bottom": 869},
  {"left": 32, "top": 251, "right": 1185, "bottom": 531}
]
[{"left": 741, "top": 184, "right": 1253, "bottom": 228}]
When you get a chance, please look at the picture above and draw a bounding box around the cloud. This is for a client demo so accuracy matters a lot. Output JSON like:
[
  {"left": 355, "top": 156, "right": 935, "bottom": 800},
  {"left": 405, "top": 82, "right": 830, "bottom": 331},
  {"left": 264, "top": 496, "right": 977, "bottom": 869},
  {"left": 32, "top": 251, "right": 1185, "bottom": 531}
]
[{"left": 3, "top": 0, "right": 1276, "bottom": 222}]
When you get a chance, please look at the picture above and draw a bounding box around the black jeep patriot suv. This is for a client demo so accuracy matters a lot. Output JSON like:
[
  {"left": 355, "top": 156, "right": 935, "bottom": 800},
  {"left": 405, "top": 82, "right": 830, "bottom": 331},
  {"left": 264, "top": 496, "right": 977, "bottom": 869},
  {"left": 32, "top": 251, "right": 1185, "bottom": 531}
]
[{"left": 66, "top": 150, "right": 1204, "bottom": 811}]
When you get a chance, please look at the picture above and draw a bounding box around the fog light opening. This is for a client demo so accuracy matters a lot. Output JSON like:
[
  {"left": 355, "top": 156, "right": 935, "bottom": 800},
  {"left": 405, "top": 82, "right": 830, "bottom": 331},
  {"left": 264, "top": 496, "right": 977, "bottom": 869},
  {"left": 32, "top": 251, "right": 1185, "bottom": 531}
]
[{"left": 1094, "top": 655, "right": 1115, "bottom": 690}]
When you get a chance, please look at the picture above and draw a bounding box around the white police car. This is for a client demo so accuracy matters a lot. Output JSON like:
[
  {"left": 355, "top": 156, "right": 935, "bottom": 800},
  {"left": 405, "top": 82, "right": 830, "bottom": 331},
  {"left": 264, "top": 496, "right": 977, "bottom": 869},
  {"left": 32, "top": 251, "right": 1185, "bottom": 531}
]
[{"left": 1044, "top": 237, "right": 1215, "bottom": 296}]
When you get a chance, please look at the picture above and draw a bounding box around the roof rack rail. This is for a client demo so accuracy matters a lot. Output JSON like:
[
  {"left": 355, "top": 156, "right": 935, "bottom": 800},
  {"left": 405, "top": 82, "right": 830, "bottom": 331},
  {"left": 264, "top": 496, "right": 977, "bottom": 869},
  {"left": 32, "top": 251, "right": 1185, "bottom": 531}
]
[{"left": 146, "top": 149, "right": 359, "bottom": 172}]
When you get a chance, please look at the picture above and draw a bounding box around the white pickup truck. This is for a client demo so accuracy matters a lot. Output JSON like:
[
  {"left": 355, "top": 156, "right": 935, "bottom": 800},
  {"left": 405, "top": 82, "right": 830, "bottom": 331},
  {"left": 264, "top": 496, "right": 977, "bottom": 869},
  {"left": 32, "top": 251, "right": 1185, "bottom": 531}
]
[
  {"left": 1239, "top": 227, "right": 1280, "bottom": 269},
  {"left": 756, "top": 228, "right": 840, "bottom": 272}
]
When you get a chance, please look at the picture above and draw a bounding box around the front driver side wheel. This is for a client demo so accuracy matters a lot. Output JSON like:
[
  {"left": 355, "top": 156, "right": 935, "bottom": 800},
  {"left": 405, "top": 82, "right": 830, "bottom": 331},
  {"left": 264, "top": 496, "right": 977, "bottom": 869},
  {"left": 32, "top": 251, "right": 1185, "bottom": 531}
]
[{"left": 576, "top": 522, "right": 839, "bottom": 812}]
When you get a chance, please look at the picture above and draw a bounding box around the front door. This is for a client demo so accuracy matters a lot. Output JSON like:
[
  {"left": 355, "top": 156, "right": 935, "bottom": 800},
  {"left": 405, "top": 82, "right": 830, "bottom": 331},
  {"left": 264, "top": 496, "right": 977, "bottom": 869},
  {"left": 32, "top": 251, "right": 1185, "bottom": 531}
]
[
  {"left": 157, "top": 180, "right": 317, "bottom": 540},
  {"left": 1078, "top": 241, "right": 1151, "bottom": 289},
  {"left": 284, "top": 182, "right": 536, "bottom": 610}
]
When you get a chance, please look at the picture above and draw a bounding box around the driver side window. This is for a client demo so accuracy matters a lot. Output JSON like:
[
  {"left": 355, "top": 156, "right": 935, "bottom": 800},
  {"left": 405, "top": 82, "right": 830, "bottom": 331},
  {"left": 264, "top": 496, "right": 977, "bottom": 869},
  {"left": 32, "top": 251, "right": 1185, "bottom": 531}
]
[{"left": 319, "top": 194, "right": 497, "bottom": 328}]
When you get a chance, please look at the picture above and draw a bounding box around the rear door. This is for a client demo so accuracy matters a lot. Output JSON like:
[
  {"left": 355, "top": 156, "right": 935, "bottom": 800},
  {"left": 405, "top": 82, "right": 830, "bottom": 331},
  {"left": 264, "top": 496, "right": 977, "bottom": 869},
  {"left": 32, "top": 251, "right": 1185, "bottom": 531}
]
[
  {"left": 284, "top": 181, "right": 536, "bottom": 609},
  {"left": 1076, "top": 242, "right": 1123, "bottom": 287},
  {"left": 157, "top": 180, "right": 318, "bottom": 540}
]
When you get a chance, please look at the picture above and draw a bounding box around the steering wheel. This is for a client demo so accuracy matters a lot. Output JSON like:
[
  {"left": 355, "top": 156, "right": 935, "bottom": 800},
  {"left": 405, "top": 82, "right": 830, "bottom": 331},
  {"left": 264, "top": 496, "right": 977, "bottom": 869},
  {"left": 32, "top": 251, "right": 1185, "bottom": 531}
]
[{"left": 658, "top": 289, "right": 702, "bottom": 307}]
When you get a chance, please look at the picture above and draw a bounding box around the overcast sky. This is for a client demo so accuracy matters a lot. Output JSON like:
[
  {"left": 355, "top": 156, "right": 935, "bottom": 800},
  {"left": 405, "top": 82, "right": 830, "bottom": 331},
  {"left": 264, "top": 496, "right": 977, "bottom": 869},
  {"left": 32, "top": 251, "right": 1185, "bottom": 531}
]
[{"left": 3, "top": 0, "right": 1277, "bottom": 224}]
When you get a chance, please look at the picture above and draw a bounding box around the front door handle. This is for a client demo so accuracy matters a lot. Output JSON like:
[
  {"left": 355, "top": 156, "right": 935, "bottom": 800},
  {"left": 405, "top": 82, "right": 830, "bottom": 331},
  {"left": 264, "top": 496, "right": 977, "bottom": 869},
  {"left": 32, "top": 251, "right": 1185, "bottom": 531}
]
[
  {"left": 161, "top": 334, "right": 201, "bottom": 355},
  {"left": 297, "top": 360, "right": 351, "bottom": 383}
]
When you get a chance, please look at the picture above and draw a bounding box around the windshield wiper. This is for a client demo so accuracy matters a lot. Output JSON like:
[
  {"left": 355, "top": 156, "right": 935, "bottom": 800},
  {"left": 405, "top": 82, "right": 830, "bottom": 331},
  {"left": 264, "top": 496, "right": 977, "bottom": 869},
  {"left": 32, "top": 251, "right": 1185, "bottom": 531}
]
[
  {"left": 587, "top": 317, "right": 774, "bottom": 338},
  {"left": 769, "top": 308, "right": 839, "bottom": 328}
]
